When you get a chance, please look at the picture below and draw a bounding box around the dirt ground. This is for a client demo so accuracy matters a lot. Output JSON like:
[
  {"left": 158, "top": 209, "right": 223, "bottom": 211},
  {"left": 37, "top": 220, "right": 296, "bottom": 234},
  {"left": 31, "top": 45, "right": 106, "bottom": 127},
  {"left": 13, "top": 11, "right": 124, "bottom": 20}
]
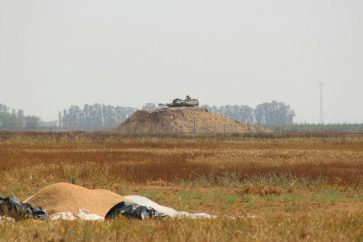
[
  {"left": 0, "top": 132, "right": 362, "bottom": 241},
  {"left": 116, "top": 108, "right": 269, "bottom": 134}
]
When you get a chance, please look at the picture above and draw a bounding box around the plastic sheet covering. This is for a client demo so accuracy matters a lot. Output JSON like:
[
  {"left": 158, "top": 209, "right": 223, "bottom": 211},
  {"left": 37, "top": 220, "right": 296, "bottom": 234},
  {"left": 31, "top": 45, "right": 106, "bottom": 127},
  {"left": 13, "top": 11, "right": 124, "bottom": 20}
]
[
  {"left": 125, "top": 195, "right": 216, "bottom": 219},
  {"left": 0, "top": 216, "right": 15, "bottom": 224},
  {"left": 77, "top": 209, "right": 105, "bottom": 221},
  {"left": 105, "top": 201, "right": 168, "bottom": 220},
  {"left": 125, "top": 195, "right": 177, "bottom": 217},
  {"left": 0, "top": 196, "right": 48, "bottom": 220},
  {"left": 50, "top": 212, "right": 77, "bottom": 221},
  {"left": 50, "top": 209, "right": 104, "bottom": 221}
]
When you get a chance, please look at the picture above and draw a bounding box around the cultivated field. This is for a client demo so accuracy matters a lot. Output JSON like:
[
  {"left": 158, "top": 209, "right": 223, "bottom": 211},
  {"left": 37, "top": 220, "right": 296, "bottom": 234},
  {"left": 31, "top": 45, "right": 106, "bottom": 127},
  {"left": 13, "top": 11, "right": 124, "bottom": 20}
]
[{"left": 0, "top": 132, "right": 362, "bottom": 241}]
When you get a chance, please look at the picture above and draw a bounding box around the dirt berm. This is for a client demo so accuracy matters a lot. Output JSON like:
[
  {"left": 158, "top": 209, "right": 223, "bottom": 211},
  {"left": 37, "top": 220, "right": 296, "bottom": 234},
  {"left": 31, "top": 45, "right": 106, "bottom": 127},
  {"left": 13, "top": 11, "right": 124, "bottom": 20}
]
[{"left": 116, "top": 108, "right": 269, "bottom": 134}]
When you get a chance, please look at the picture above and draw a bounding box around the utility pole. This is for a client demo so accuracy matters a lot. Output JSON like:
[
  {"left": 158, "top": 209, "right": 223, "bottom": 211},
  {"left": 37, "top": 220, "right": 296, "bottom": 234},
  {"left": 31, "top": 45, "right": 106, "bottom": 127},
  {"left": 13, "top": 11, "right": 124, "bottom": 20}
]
[{"left": 319, "top": 82, "right": 324, "bottom": 124}]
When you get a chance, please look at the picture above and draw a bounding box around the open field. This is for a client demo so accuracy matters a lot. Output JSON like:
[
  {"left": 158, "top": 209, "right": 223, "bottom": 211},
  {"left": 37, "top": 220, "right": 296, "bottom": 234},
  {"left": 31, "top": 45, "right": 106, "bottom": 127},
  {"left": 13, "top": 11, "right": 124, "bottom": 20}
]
[{"left": 0, "top": 132, "right": 362, "bottom": 241}]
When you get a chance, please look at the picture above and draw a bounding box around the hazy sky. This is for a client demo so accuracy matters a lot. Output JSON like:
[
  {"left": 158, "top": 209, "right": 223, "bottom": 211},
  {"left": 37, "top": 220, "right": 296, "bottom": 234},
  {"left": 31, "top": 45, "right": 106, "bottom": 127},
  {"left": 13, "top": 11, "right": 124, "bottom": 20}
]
[{"left": 1, "top": 0, "right": 362, "bottom": 123}]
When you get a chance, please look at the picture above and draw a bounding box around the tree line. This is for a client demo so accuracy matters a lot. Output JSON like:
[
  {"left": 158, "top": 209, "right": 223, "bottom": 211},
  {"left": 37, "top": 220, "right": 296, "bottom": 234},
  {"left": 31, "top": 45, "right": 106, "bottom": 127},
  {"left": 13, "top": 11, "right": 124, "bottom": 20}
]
[
  {"left": 0, "top": 103, "right": 41, "bottom": 130},
  {"left": 60, "top": 104, "right": 136, "bottom": 131},
  {"left": 204, "top": 101, "right": 295, "bottom": 126},
  {"left": 2, "top": 101, "right": 363, "bottom": 133},
  {"left": 143, "top": 100, "right": 295, "bottom": 126}
]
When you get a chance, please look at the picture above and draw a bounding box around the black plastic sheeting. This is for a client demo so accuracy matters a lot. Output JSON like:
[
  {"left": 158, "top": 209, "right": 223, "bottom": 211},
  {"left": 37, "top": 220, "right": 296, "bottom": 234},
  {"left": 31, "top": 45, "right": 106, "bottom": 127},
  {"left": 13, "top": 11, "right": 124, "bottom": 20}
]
[
  {"left": 105, "top": 201, "right": 168, "bottom": 220},
  {"left": 1, "top": 197, "right": 166, "bottom": 221},
  {"left": 0, "top": 196, "right": 48, "bottom": 220}
]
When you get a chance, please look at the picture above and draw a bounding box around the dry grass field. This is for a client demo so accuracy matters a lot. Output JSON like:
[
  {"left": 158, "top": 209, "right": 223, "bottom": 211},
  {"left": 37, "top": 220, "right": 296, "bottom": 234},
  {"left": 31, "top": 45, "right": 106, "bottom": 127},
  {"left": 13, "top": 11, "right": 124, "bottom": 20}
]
[{"left": 0, "top": 132, "right": 362, "bottom": 241}]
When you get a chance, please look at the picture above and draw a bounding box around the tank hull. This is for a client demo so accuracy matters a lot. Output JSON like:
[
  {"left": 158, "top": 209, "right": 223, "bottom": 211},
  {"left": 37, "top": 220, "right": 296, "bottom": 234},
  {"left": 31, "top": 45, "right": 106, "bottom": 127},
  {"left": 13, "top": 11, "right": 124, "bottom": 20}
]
[
  {"left": 166, "top": 96, "right": 199, "bottom": 108},
  {"left": 166, "top": 100, "right": 199, "bottom": 107}
]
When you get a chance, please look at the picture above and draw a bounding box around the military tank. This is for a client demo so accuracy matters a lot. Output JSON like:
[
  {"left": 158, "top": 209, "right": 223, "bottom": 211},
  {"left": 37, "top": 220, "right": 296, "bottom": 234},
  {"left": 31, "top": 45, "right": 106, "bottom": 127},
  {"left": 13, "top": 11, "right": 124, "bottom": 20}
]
[{"left": 166, "top": 95, "right": 199, "bottom": 108}]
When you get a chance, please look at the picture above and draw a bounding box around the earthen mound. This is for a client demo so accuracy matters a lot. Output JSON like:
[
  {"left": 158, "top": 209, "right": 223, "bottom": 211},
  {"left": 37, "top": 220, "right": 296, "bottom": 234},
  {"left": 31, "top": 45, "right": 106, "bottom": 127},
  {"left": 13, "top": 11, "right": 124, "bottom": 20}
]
[
  {"left": 116, "top": 108, "right": 268, "bottom": 134},
  {"left": 25, "top": 183, "right": 131, "bottom": 216}
]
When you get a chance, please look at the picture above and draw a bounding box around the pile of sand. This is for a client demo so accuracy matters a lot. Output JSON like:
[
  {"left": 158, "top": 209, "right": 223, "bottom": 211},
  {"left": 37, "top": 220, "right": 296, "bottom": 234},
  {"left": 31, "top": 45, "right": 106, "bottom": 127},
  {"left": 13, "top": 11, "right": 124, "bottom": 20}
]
[
  {"left": 116, "top": 107, "right": 269, "bottom": 134},
  {"left": 25, "top": 183, "right": 131, "bottom": 216},
  {"left": 24, "top": 183, "right": 215, "bottom": 220}
]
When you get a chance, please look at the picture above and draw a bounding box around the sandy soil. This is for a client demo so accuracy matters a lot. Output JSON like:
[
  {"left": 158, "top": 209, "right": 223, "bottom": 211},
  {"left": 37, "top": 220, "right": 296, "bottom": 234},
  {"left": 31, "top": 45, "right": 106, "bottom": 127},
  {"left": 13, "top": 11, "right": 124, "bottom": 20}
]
[{"left": 25, "top": 183, "right": 132, "bottom": 216}]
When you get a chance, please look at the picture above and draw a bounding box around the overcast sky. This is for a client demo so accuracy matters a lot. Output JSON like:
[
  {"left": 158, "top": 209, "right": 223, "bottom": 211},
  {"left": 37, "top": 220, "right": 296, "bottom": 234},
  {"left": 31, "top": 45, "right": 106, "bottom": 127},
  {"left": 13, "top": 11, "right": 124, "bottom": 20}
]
[{"left": 0, "top": 0, "right": 362, "bottom": 123}]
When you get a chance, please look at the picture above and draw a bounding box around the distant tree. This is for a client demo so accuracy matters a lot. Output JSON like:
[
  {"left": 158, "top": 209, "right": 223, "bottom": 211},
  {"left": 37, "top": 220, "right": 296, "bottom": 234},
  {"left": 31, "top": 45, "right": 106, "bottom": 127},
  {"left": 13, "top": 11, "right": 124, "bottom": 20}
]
[
  {"left": 203, "top": 105, "right": 218, "bottom": 113},
  {"left": 60, "top": 104, "right": 137, "bottom": 131},
  {"left": 203, "top": 105, "right": 254, "bottom": 124},
  {"left": 142, "top": 103, "right": 157, "bottom": 111},
  {"left": 17, "top": 109, "right": 25, "bottom": 128},
  {"left": 222, "top": 105, "right": 254, "bottom": 124},
  {"left": 0, "top": 103, "right": 41, "bottom": 130},
  {"left": 0, "top": 104, "right": 8, "bottom": 113},
  {"left": 58, "top": 112, "right": 62, "bottom": 128},
  {"left": 254, "top": 101, "right": 295, "bottom": 126},
  {"left": 24, "top": 116, "right": 40, "bottom": 129},
  {"left": 0, "top": 112, "right": 15, "bottom": 129}
]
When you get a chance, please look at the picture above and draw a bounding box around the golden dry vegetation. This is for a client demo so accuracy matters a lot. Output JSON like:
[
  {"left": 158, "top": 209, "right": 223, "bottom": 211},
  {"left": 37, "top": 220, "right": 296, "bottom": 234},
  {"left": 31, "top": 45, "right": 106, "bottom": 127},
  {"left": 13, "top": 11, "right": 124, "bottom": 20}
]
[{"left": 0, "top": 132, "right": 362, "bottom": 241}]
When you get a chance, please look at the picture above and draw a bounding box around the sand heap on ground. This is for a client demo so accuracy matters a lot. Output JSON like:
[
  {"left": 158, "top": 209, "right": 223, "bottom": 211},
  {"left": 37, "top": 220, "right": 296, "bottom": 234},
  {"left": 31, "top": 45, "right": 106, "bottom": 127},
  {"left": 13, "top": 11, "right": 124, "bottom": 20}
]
[
  {"left": 25, "top": 183, "right": 131, "bottom": 216},
  {"left": 116, "top": 108, "right": 269, "bottom": 134}
]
